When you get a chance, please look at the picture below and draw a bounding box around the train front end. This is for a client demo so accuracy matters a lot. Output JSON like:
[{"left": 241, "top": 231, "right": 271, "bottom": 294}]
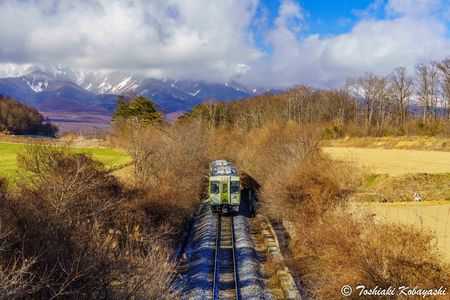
[{"left": 209, "top": 160, "right": 240, "bottom": 214}]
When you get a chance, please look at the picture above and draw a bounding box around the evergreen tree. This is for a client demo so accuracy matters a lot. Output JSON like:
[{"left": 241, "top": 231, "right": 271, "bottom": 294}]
[
  {"left": 113, "top": 95, "right": 129, "bottom": 120},
  {"left": 112, "top": 95, "right": 163, "bottom": 125}
]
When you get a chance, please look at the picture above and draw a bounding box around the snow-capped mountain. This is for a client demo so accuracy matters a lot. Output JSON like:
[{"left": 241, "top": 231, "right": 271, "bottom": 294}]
[{"left": 0, "top": 65, "right": 281, "bottom": 114}]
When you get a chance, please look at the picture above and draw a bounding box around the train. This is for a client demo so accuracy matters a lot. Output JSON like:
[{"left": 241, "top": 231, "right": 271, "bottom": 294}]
[{"left": 208, "top": 160, "right": 240, "bottom": 214}]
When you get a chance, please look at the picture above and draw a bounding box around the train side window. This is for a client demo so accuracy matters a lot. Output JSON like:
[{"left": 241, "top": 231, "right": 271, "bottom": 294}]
[
  {"left": 231, "top": 182, "right": 240, "bottom": 193},
  {"left": 210, "top": 181, "right": 219, "bottom": 194},
  {"left": 222, "top": 183, "right": 228, "bottom": 193}
]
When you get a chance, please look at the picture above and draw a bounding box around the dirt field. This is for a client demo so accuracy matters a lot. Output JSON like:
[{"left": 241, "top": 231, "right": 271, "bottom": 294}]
[
  {"left": 323, "top": 143, "right": 450, "bottom": 262},
  {"left": 354, "top": 202, "right": 450, "bottom": 262},
  {"left": 322, "top": 136, "right": 450, "bottom": 151},
  {"left": 322, "top": 147, "right": 450, "bottom": 175}
]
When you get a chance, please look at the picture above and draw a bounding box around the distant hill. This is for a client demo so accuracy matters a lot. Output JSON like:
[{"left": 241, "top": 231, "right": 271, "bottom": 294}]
[
  {"left": 0, "top": 65, "right": 282, "bottom": 115},
  {"left": 0, "top": 95, "right": 57, "bottom": 136}
]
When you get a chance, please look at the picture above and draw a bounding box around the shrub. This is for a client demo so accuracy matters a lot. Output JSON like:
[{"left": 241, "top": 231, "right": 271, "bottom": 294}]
[
  {"left": 291, "top": 207, "right": 450, "bottom": 299},
  {"left": 17, "top": 144, "right": 121, "bottom": 214},
  {"left": 322, "top": 125, "right": 344, "bottom": 140},
  {"left": 0, "top": 144, "right": 180, "bottom": 298},
  {"left": 254, "top": 138, "right": 450, "bottom": 299},
  {"left": 0, "top": 220, "right": 36, "bottom": 299},
  {"left": 208, "top": 121, "right": 321, "bottom": 186},
  {"left": 260, "top": 156, "right": 345, "bottom": 221},
  {"left": 0, "top": 178, "right": 6, "bottom": 202}
]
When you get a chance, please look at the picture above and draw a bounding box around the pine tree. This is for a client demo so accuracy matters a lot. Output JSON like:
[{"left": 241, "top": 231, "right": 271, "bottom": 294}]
[
  {"left": 112, "top": 95, "right": 163, "bottom": 125},
  {"left": 113, "top": 95, "right": 129, "bottom": 120}
]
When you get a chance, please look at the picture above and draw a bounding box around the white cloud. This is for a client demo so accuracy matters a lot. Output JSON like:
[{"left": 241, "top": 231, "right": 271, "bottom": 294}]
[
  {"left": 240, "top": 0, "right": 450, "bottom": 87},
  {"left": 386, "top": 0, "right": 443, "bottom": 16},
  {"left": 0, "top": 0, "right": 449, "bottom": 88},
  {"left": 0, "top": 0, "right": 262, "bottom": 82}
]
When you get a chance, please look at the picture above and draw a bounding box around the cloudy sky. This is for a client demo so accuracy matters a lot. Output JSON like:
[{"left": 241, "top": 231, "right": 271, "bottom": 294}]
[{"left": 0, "top": 0, "right": 449, "bottom": 87}]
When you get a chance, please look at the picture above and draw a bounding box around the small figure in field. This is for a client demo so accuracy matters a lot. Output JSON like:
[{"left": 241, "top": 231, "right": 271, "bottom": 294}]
[{"left": 414, "top": 192, "right": 422, "bottom": 202}]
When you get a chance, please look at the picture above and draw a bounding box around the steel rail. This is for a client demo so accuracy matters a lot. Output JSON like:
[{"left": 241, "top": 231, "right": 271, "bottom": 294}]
[
  {"left": 212, "top": 213, "right": 221, "bottom": 299},
  {"left": 212, "top": 214, "right": 241, "bottom": 299},
  {"left": 231, "top": 216, "right": 241, "bottom": 300}
]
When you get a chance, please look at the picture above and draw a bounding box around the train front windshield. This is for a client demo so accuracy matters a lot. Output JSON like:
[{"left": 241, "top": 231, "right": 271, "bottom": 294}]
[
  {"left": 210, "top": 181, "right": 219, "bottom": 194},
  {"left": 230, "top": 182, "right": 240, "bottom": 193}
]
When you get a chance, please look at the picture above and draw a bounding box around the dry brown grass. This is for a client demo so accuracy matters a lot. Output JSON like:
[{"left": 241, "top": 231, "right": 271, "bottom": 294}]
[
  {"left": 208, "top": 121, "right": 321, "bottom": 189},
  {"left": 322, "top": 146, "right": 450, "bottom": 175},
  {"left": 260, "top": 157, "right": 346, "bottom": 221},
  {"left": 0, "top": 221, "right": 37, "bottom": 299},
  {"left": 354, "top": 173, "right": 450, "bottom": 203},
  {"left": 207, "top": 121, "right": 450, "bottom": 299},
  {"left": 292, "top": 207, "right": 450, "bottom": 299},
  {"left": 353, "top": 202, "right": 450, "bottom": 263},
  {"left": 267, "top": 158, "right": 450, "bottom": 299},
  {"left": 0, "top": 145, "right": 181, "bottom": 299},
  {"left": 322, "top": 136, "right": 450, "bottom": 151},
  {"left": 0, "top": 178, "right": 6, "bottom": 201}
]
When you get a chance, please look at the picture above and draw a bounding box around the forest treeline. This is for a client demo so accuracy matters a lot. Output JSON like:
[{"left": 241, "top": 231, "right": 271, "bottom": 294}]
[
  {"left": 0, "top": 96, "right": 57, "bottom": 136},
  {"left": 184, "top": 57, "right": 450, "bottom": 137}
]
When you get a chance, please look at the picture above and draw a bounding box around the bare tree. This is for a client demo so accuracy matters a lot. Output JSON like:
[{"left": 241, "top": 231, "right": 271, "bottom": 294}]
[
  {"left": 390, "top": 66, "right": 413, "bottom": 129},
  {"left": 204, "top": 99, "right": 219, "bottom": 130},
  {"left": 348, "top": 73, "right": 387, "bottom": 134},
  {"left": 375, "top": 76, "right": 391, "bottom": 130},
  {"left": 438, "top": 58, "right": 450, "bottom": 119},
  {"left": 416, "top": 62, "right": 440, "bottom": 123}
]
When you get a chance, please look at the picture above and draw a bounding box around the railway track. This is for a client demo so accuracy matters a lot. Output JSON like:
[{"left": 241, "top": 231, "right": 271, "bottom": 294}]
[{"left": 212, "top": 214, "right": 240, "bottom": 300}]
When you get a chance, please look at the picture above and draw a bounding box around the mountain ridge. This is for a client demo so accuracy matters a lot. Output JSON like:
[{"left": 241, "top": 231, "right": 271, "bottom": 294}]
[{"left": 0, "top": 65, "right": 281, "bottom": 115}]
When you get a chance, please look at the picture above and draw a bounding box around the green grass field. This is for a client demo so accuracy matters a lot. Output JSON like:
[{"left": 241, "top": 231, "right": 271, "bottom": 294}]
[{"left": 0, "top": 142, "right": 132, "bottom": 181}]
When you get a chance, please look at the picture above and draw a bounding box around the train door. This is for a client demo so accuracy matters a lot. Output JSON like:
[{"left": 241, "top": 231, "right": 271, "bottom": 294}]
[{"left": 220, "top": 180, "right": 229, "bottom": 204}]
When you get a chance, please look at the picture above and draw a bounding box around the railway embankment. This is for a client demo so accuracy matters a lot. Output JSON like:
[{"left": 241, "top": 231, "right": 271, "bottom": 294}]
[
  {"left": 178, "top": 201, "right": 270, "bottom": 299},
  {"left": 253, "top": 215, "right": 302, "bottom": 300},
  {"left": 178, "top": 202, "right": 215, "bottom": 299},
  {"left": 234, "top": 213, "right": 271, "bottom": 299}
]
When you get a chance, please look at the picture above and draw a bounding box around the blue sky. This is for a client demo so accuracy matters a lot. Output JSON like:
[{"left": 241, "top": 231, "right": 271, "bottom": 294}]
[
  {"left": 260, "top": 0, "right": 450, "bottom": 35},
  {"left": 250, "top": 0, "right": 382, "bottom": 56},
  {"left": 0, "top": 0, "right": 449, "bottom": 87},
  {"left": 247, "top": 0, "right": 450, "bottom": 86},
  {"left": 262, "top": 0, "right": 376, "bottom": 36}
]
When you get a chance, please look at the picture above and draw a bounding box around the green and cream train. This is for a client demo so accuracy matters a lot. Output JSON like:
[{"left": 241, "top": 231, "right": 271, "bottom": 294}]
[{"left": 208, "top": 160, "right": 240, "bottom": 213}]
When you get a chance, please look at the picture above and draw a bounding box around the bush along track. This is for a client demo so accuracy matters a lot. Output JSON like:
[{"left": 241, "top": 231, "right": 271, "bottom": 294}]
[{"left": 178, "top": 201, "right": 270, "bottom": 299}]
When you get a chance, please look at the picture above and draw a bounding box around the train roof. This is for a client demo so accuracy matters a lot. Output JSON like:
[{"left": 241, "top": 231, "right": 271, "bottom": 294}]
[
  {"left": 211, "top": 160, "right": 232, "bottom": 167},
  {"left": 210, "top": 160, "right": 238, "bottom": 176}
]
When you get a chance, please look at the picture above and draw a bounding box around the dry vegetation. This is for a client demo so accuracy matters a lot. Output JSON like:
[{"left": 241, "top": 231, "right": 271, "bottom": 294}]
[
  {"left": 292, "top": 207, "right": 450, "bottom": 299},
  {"left": 194, "top": 118, "right": 449, "bottom": 298},
  {"left": 0, "top": 96, "right": 212, "bottom": 298},
  {"left": 4, "top": 70, "right": 450, "bottom": 297},
  {"left": 0, "top": 145, "right": 183, "bottom": 298},
  {"left": 353, "top": 173, "right": 450, "bottom": 203},
  {"left": 322, "top": 145, "right": 450, "bottom": 205},
  {"left": 322, "top": 146, "right": 450, "bottom": 175},
  {"left": 182, "top": 86, "right": 450, "bottom": 298},
  {"left": 321, "top": 135, "right": 450, "bottom": 151}
]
